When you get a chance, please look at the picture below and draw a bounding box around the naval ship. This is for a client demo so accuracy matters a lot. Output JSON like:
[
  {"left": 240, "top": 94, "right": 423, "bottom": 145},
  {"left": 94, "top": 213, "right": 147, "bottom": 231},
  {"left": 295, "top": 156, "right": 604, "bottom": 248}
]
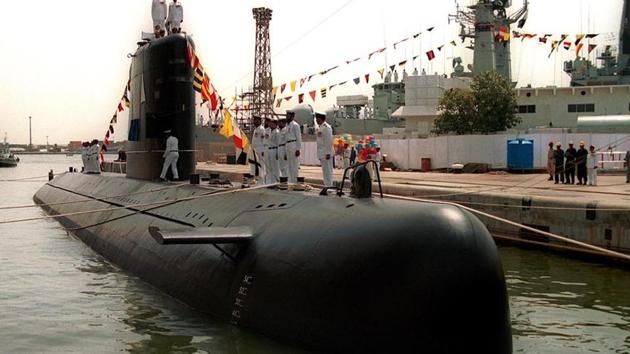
[
  {"left": 34, "top": 33, "right": 512, "bottom": 352},
  {"left": 0, "top": 134, "right": 19, "bottom": 168}
]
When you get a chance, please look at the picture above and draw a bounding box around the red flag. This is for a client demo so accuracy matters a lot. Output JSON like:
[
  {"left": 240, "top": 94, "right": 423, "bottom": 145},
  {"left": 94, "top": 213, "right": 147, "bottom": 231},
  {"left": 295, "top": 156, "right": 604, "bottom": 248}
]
[
  {"left": 365, "top": 74, "right": 370, "bottom": 83},
  {"left": 298, "top": 93, "right": 304, "bottom": 103},
  {"left": 117, "top": 103, "right": 124, "bottom": 112},
  {"left": 309, "top": 90, "right": 317, "bottom": 101},
  {"left": 563, "top": 41, "right": 571, "bottom": 50},
  {"left": 539, "top": 37, "right": 548, "bottom": 44},
  {"left": 426, "top": 50, "right": 435, "bottom": 60},
  {"left": 280, "top": 83, "right": 286, "bottom": 93},
  {"left": 284, "top": 96, "right": 292, "bottom": 101},
  {"left": 588, "top": 44, "right": 597, "bottom": 53}
]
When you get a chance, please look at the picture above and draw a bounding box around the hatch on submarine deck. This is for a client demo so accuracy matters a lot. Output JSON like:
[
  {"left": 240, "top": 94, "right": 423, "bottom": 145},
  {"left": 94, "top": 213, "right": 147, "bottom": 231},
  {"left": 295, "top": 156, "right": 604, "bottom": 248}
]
[{"left": 34, "top": 34, "right": 512, "bottom": 353}]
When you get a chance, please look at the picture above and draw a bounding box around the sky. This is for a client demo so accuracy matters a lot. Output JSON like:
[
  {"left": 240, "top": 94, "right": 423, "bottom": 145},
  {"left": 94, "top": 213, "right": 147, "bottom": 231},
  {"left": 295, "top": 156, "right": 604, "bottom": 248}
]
[{"left": 0, "top": 0, "right": 623, "bottom": 145}]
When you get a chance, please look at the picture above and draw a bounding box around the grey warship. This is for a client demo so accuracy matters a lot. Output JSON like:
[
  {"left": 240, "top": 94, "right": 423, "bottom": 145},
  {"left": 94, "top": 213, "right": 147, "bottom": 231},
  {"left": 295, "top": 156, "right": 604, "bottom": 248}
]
[{"left": 34, "top": 34, "right": 512, "bottom": 353}]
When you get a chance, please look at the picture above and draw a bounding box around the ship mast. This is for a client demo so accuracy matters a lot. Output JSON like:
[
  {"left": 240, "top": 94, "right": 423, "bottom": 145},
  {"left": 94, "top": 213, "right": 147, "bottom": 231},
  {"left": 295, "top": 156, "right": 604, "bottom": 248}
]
[{"left": 449, "top": 0, "right": 528, "bottom": 83}]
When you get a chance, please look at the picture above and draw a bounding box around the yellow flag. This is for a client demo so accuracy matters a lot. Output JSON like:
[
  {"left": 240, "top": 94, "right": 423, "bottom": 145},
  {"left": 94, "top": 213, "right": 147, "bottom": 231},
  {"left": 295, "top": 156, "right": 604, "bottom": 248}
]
[
  {"left": 219, "top": 109, "right": 234, "bottom": 138},
  {"left": 290, "top": 80, "right": 297, "bottom": 92}
]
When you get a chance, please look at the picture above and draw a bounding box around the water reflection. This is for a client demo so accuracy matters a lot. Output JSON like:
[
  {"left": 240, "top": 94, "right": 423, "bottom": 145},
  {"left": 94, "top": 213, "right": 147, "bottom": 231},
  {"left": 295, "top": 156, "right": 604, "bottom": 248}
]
[{"left": 500, "top": 247, "right": 630, "bottom": 353}]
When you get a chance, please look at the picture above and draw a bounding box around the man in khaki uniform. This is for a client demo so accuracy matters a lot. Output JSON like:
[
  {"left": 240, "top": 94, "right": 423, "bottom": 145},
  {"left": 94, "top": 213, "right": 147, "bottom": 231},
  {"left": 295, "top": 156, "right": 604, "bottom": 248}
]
[{"left": 547, "top": 142, "right": 555, "bottom": 181}]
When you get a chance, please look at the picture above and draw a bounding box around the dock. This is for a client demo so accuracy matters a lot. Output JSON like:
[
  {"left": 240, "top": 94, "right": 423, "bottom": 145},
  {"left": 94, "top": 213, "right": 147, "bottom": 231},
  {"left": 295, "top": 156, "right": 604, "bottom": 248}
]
[{"left": 197, "top": 162, "right": 630, "bottom": 263}]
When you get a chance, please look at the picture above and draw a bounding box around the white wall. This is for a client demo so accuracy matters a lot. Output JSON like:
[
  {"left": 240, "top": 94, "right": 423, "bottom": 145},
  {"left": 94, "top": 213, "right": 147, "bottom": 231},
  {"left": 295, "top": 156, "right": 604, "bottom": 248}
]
[{"left": 299, "top": 133, "right": 630, "bottom": 169}]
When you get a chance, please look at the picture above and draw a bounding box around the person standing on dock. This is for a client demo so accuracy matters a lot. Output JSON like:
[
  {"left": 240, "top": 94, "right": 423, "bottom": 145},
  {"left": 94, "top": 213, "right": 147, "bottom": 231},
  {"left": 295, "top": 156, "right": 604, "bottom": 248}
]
[
  {"left": 278, "top": 116, "right": 288, "bottom": 178},
  {"left": 587, "top": 145, "right": 599, "bottom": 186},
  {"left": 564, "top": 141, "right": 576, "bottom": 185},
  {"left": 349, "top": 146, "right": 356, "bottom": 166},
  {"left": 575, "top": 142, "right": 588, "bottom": 185},
  {"left": 160, "top": 130, "right": 179, "bottom": 182},
  {"left": 166, "top": 0, "right": 183, "bottom": 34},
  {"left": 343, "top": 144, "right": 351, "bottom": 170},
  {"left": 553, "top": 143, "right": 564, "bottom": 184},
  {"left": 285, "top": 110, "right": 302, "bottom": 183},
  {"left": 316, "top": 112, "right": 334, "bottom": 187},
  {"left": 546, "top": 142, "right": 555, "bottom": 181},
  {"left": 151, "top": 0, "right": 167, "bottom": 38},
  {"left": 250, "top": 115, "right": 265, "bottom": 184},
  {"left": 625, "top": 150, "right": 630, "bottom": 183}
]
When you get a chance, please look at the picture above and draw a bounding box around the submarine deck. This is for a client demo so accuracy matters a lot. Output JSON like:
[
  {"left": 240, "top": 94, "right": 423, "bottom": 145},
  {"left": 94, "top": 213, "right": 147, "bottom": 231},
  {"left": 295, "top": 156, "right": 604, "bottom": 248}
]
[{"left": 197, "top": 163, "right": 630, "bottom": 262}]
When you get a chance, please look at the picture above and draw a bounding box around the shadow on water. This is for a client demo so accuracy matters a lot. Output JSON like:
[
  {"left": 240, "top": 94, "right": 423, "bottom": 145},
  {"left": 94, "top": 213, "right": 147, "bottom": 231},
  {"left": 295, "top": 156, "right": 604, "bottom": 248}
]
[{"left": 499, "top": 246, "right": 630, "bottom": 353}]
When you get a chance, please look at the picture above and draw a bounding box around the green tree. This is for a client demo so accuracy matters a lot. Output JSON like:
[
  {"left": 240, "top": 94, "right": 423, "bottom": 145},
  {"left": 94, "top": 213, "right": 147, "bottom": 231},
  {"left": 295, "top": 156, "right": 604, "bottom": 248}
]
[{"left": 433, "top": 71, "right": 519, "bottom": 135}]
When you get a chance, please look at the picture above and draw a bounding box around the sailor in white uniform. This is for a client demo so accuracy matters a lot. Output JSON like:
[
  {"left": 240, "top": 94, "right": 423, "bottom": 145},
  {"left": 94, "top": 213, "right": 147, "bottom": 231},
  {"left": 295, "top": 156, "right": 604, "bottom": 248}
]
[
  {"left": 316, "top": 112, "right": 334, "bottom": 187},
  {"left": 151, "top": 0, "right": 167, "bottom": 37},
  {"left": 285, "top": 110, "right": 302, "bottom": 183},
  {"left": 80, "top": 141, "right": 89, "bottom": 172},
  {"left": 278, "top": 116, "right": 289, "bottom": 178},
  {"left": 166, "top": 0, "right": 184, "bottom": 34},
  {"left": 250, "top": 116, "right": 266, "bottom": 184},
  {"left": 160, "top": 130, "right": 179, "bottom": 181},
  {"left": 262, "top": 118, "right": 272, "bottom": 184},
  {"left": 267, "top": 118, "right": 280, "bottom": 183},
  {"left": 86, "top": 139, "right": 101, "bottom": 174}
]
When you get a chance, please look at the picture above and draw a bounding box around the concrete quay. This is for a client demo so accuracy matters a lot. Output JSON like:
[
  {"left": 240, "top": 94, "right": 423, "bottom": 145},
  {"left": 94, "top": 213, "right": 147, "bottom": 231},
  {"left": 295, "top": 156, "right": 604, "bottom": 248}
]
[{"left": 197, "top": 163, "right": 630, "bottom": 263}]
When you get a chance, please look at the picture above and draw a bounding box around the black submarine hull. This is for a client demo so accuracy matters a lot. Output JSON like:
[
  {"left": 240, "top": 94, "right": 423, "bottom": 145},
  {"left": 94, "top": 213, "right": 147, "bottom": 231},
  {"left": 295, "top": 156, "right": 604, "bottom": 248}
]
[{"left": 34, "top": 173, "right": 511, "bottom": 353}]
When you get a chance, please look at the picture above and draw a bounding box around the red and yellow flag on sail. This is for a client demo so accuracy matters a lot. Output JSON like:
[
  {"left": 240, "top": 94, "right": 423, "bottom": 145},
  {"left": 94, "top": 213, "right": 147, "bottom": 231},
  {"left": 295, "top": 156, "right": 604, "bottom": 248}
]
[{"left": 219, "top": 109, "right": 249, "bottom": 151}]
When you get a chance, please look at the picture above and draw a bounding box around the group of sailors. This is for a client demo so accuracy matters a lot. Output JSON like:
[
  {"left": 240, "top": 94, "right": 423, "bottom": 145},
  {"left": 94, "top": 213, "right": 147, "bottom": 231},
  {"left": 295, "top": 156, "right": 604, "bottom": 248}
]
[
  {"left": 250, "top": 111, "right": 305, "bottom": 185},
  {"left": 80, "top": 140, "right": 101, "bottom": 174},
  {"left": 547, "top": 141, "right": 599, "bottom": 186},
  {"left": 151, "top": 0, "right": 184, "bottom": 38}
]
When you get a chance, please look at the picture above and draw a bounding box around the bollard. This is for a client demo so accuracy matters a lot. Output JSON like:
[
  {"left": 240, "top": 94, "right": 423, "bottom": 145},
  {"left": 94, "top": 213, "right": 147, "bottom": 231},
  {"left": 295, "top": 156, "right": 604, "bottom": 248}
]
[
  {"left": 279, "top": 176, "right": 288, "bottom": 190},
  {"left": 69, "top": 167, "right": 74, "bottom": 173},
  {"left": 189, "top": 174, "right": 200, "bottom": 185},
  {"left": 48, "top": 169, "right": 54, "bottom": 181}
]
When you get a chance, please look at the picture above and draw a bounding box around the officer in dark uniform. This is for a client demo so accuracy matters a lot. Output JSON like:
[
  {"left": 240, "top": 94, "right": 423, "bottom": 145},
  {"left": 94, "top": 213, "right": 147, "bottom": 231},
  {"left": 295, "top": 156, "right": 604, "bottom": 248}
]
[
  {"left": 575, "top": 141, "right": 588, "bottom": 185},
  {"left": 553, "top": 142, "right": 565, "bottom": 184},
  {"left": 564, "top": 141, "right": 577, "bottom": 184}
]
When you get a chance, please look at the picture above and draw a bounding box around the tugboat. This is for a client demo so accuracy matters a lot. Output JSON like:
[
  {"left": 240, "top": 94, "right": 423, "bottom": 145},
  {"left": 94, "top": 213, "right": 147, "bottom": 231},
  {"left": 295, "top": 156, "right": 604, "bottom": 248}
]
[
  {"left": 34, "top": 32, "right": 512, "bottom": 353},
  {"left": 0, "top": 134, "right": 19, "bottom": 168}
]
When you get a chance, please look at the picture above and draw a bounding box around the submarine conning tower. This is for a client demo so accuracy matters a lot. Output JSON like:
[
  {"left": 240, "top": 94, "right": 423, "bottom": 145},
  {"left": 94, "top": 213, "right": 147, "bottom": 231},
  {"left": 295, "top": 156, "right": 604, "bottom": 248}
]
[{"left": 126, "top": 34, "right": 196, "bottom": 180}]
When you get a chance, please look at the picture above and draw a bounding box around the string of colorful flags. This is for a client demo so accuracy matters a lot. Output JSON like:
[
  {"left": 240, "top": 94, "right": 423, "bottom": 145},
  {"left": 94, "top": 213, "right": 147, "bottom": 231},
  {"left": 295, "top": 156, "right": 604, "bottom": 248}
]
[
  {"left": 187, "top": 40, "right": 249, "bottom": 151},
  {"left": 99, "top": 82, "right": 129, "bottom": 161},
  {"left": 269, "top": 30, "right": 608, "bottom": 108}
]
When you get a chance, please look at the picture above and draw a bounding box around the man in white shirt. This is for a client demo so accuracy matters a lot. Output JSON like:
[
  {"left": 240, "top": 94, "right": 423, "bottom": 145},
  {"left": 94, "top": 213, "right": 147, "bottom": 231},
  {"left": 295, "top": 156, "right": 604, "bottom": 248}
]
[
  {"left": 587, "top": 145, "right": 599, "bottom": 186},
  {"left": 151, "top": 0, "right": 167, "bottom": 38},
  {"left": 262, "top": 118, "right": 272, "bottom": 184},
  {"left": 278, "top": 116, "right": 288, "bottom": 178},
  {"left": 160, "top": 130, "right": 179, "bottom": 181},
  {"left": 285, "top": 110, "right": 302, "bottom": 183},
  {"left": 166, "top": 0, "right": 183, "bottom": 34},
  {"left": 267, "top": 118, "right": 280, "bottom": 183},
  {"left": 250, "top": 116, "right": 266, "bottom": 184},
  {"left": 315, "top": 112, "right": 334, "bottom": 187}
]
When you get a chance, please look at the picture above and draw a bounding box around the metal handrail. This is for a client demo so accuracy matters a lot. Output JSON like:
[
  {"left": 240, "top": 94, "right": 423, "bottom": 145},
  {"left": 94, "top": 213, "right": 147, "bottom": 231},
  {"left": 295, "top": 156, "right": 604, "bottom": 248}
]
[{"left": 336, "top": 160, "right": 383, "bottom": 198}]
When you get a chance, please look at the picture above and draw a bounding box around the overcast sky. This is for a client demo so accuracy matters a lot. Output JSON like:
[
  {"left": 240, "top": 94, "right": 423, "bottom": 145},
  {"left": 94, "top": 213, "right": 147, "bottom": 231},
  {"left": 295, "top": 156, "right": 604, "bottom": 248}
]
[{"left": 0, "top": 0, "right": 622, "bottom": 145}]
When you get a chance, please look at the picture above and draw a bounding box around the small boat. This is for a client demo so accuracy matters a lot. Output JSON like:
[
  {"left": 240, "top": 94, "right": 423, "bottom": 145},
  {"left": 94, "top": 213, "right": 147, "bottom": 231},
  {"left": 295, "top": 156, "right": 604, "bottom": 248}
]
[{"left": 0, "top": 134, "right": 19, "bottom": 168}]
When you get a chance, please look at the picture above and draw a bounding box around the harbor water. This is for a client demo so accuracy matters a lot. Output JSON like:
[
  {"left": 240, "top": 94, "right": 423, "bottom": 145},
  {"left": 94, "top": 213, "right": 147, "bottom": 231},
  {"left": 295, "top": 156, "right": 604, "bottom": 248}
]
[{"left": 1, "top": 155, "right": 629, "bottom": 353}]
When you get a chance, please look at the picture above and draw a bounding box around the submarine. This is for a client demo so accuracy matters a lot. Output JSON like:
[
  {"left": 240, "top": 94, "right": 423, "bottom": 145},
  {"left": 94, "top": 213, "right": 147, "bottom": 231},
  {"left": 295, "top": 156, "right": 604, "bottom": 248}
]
[{"left": 34, "top": 34, "right": 512, "bottom": 353}]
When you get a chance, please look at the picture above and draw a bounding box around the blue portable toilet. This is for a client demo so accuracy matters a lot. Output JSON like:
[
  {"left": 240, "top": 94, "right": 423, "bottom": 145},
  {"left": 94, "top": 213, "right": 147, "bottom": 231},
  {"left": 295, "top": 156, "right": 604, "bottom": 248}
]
[{"left": 507, "top": 139, "right": 534, "bottom": 171}]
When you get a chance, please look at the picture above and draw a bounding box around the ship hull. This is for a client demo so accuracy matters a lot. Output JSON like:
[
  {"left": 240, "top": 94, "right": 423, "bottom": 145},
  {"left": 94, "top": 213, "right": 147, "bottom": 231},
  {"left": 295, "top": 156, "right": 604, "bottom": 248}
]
[{"left": 34, "top": 173, "right": 512, "bottom": 353}]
